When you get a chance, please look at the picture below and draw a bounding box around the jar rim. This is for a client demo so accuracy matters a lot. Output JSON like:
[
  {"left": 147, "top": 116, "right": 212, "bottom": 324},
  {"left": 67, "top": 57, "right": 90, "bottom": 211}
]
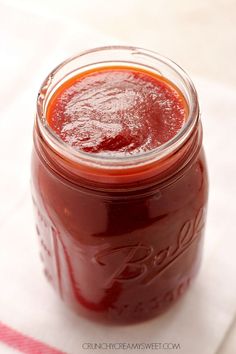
[{"left": 36, "top": 45, "right": 199, "bottom": 170}]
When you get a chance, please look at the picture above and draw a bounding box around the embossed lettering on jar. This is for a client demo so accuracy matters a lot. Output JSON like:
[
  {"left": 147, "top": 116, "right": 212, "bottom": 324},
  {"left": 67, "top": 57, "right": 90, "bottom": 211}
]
[{"left": 31, "top": 46, "right": 208, "bottom": 324}]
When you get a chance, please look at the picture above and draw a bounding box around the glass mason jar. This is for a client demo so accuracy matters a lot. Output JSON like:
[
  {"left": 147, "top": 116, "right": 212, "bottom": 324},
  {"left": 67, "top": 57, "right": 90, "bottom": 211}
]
[{"left": 31, "top": 46, "right": 208, "bottom": 324}]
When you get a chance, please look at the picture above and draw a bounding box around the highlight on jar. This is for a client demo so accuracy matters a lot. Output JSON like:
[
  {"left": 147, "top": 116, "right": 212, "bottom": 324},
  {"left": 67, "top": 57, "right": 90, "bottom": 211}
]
[{"left": 31, "top": 46, "right": 208, "bottom": 324}]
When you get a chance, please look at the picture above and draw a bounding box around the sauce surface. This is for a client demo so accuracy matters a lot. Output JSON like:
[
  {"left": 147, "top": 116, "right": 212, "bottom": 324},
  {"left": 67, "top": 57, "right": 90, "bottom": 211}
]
[{"left": 47, "top": 67, "right": 187, "bottom": 155}]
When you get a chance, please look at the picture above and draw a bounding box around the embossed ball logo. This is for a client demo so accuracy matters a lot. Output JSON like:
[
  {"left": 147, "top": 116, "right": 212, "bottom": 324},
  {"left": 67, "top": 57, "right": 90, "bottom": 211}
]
[{"left": 93, "top": 208, "right": 205, "bottom": 287}]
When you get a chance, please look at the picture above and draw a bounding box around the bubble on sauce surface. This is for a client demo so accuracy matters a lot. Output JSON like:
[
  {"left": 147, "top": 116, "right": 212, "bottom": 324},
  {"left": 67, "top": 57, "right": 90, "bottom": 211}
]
[{"left": 47, "top": 69, "right": 187, "bottom": 154}]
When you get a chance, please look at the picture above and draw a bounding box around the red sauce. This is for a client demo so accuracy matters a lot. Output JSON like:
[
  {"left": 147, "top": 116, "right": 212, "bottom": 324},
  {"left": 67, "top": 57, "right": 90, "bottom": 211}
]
[
  {"left": 47, "top": 67, "right": 187, "bottom": 154},
  {"left": 32, "top": 61, "right": 208, "bottom": 324}
]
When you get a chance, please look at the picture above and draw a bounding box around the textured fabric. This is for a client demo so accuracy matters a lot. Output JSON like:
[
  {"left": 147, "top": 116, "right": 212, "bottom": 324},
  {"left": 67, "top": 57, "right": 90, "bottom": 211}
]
[{"left": 0, "top": 323, "right": 65, "bottom": 354}]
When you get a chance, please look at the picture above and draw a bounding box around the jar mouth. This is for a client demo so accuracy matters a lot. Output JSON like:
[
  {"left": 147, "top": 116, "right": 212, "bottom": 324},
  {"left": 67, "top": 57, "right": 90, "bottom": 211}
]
[{"left": 36, "top": 45, "right": 199, "bottom": 170}]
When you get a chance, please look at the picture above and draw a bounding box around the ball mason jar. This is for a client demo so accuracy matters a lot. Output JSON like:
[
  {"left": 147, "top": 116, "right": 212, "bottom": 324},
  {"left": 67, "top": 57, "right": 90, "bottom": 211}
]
[{"left": 31, "top": 46, "right": 208, "bottom": 324}]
